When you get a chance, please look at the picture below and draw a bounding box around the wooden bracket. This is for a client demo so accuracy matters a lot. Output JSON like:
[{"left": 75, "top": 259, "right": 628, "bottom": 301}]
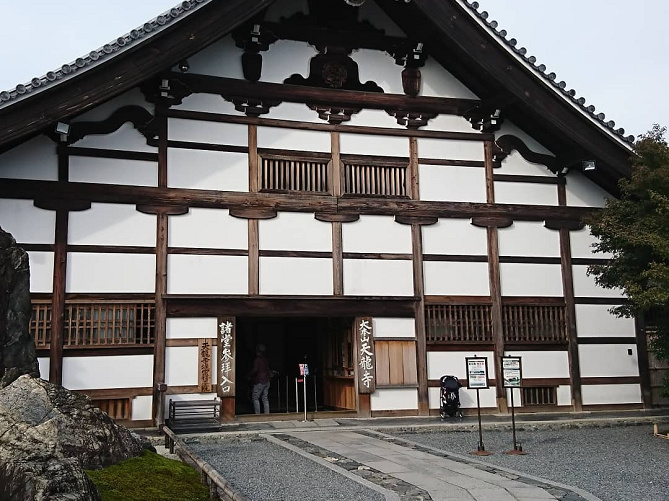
[
  {"left": 394, "top": 215, "right": 438, "bottom": 226},
  {"left": 229, "top": 207, "right": 278, "bottom": 219},
  {"left": 544, "top": 219, "right": 585, "bottom": 231},
  {"left": 33, "top": 199, "right": 91, "bottom": 212},
  {"left": 314, "top": 212, "right": 360, "bottom": 223},
  {"left": 136, "top": 205, "right": 189, "bottom": 216},
  {"left": 471, "top": 216, "right": 514, "bottom": 228}
]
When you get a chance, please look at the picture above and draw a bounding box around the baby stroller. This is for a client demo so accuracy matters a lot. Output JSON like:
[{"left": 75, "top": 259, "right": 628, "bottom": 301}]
[{"left": 439, "top": 375, "right": 463, "bottom": 420}]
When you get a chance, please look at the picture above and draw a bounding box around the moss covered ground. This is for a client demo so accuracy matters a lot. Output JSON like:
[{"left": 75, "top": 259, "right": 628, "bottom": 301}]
[{"left": 86, "top": 450, "right": 210, "bottom": 501}]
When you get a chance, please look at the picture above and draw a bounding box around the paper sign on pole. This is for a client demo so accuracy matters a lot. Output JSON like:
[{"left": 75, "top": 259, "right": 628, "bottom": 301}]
[
  {"left": 502, "top": 356, "right": 522, "bottom": 388},
  {"left": 465, "top": 357, "right": 489, "bottom": 389}
]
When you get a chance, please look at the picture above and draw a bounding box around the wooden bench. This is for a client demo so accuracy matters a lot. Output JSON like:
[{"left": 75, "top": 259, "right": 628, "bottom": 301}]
[{"left": 168, "top": 399, "right": 221, "bottom": 433}]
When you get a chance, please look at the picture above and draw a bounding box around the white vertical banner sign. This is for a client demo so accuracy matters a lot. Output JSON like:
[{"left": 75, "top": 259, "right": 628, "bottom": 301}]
[
  {"left": 356, "top": 317, "right": 376, "bottom": 394},
  {"left": 217, "top": 316, "right": 236, "bottom": 397}
]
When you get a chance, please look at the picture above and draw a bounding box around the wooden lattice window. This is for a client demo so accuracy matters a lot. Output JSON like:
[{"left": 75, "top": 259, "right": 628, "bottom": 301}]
[
  {"left": 92, "top": 398, "right": 131, "bottom": 420},
  {"left": 502, "top": 304, "right": 567, "bottom": 343},
  {"left": 31, "top": 301, "right": 52, "bottom": 348},
  {"left": 425, "top": 304, "right": 493, "bottom": 342},
  {"left": 522, "top": 386, "right": 557, "bottom": 406},
  {"left": 259, "top": 151, "right": 330, "bottom": 193},
  {"left": 342, "top": 155, "right": 408, "bottom": 197}
]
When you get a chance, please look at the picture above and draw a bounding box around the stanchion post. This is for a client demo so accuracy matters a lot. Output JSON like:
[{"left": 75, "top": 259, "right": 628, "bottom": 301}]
[
  {"left": 476, "top": 388, "right": 485, "bottom": 452},
  {"left": 303, "top": 375, "right": 308, "bottom": 422}
]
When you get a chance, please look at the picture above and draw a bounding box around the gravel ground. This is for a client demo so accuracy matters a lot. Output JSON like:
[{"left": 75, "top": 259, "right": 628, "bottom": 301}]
[
  {"left": 188, "top": 436, "right": 386, "bottom": 501},
  {"left": 393, "top": 424, "right": 669, "bottom": 501}
]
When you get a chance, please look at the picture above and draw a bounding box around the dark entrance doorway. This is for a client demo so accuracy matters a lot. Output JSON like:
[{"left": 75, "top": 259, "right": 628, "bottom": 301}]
[{"left": 235, "top": 317, "right": 355, "bottom": 415}]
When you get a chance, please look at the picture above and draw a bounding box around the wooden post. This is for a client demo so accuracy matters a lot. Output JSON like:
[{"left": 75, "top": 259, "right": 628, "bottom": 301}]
[
  {"left": 635, "top": 314, "right": 653, "bottom": 408},
  {"left": 331, "top": 132, "right": 344, "bottom": 295}
]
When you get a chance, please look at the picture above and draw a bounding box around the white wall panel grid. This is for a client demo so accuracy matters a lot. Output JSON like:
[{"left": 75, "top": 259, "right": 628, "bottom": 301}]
[
  {"left": 262, "top": 40, "right": 316, "bottom": 85},
  {"left": 165, "top": 346, "right": 199, "bottom": 386},
  {"left": 167, "top": 149, "right": 248, "bottom": 192},
  {"left": 342, "top": 215, "right": 411, "bottom": 254},
  {"left": 423, "top": 261, "right": 490, "bottom": 296},
  {"left": 498, "top": 222, "right": 560, "bottom": 257},
  {"left": 258, "top": 126, "right": 330, "bottom": 152},
  {"left": 556, "top": 385, "right": 572, "bottom": 407},
  {"left": 28, "top": 251, "right": 54, "bottom": 293},
  {"left": 69, "top": 157, "right": 157, "bottom": 187},
  {"left": 572, "top": 265, "right": 624, "bottom": 298},
  {"left": 496, "top": 151, "right": 555, "bottom": 177},
  {"left": 259, "top": 212, "right": 331, "bottom": 251},
  {"left": 419, "top": 165, "right": 486, "bottom": 203},
  {"left": 62, "top": 355, "right": 153, "bottom": 390},
  {"left": 166, "top": 318, "right": 218, "bottom": 339},
  {"left": 167, "top": 255, "right": 248, "bottom": 295},
  {"left": 500, "top": 263, "right": 563, "bottom": 297},
  {"left": 503, "top": 351, "right": 570, "bottom": 379},
  {"left": 0, "top": 135, "right": 57, "bottom": 181},
  {"left": 0, "top": 199, "right": 55, "bottom": 244},
  {"left": 163, "top": 393, "right": 218, "bottom": 419},
  {"left": 352, "top": 49, "right": 404, "bottom": 95},
  {"left": 565, "top": 171, "right": 611, "bottom": 208},
  {"left": 67, "top": 253, "right": 155, "bottom": 293},
  {"left": 494, "top": 182, "right": 558, "bottom": 206},
  {"left": 370, "top": 388, "right": 418, "bottom": 411},
  {"left": 131, "top": 395, "right": 153, "bottom": 421},
  {"left": 427, "top": 351, "right": 496, "bottom": 380},
  {"left": 343, "top": 259, "right": 413, "bottom": 296},
  {"left": 340, "top": 133, "right": 408, "bottom": 157},
  {"left": 570, "top": 227, "right": 612, "bottom": 259},
  {"left": 420, "top": 57, "right": 479, "bottom": 99},
  {"left": 168, "top": 118, "right": 247, "bottom": 146},
  {"left": 581, "top": 384, "right": 642, "bottom": 405},
  {"left": 74, "top": 123, "right": 156, "bottom": 153},
  {"left": 37, "top": 357, "right": 50, "bottom": 380},
  {"left": 429, "top": 386, "right": 496, "bottom": 409},
  {"left": 575, "top": 304, "right": 635, "bottom": 338},
  {"left": 68, "top": 203, "right": 156, "bottom": 246},
  {"left": 417, "top": 138, "right": 484, "bottom": 161},
  {"left": 260, "top": 257, "right": 333, "bottom": 295},
  {"left": 173, "top": 93, "right": 240, "bottom": 115},
  {"left": 579, "top": 345, "right": 639, "bottom": 378},
  {"left": 168, "top": 208, "right": 248, "bottom": 249},
  {"left": 422, "top": 218, "right": 488, "bottom": 256},
  {"left": 372, "top": 318, "right": 415, "bottom": 338},
  {"left": 182, "top": 36, "right": 244, "bottom": 79}
]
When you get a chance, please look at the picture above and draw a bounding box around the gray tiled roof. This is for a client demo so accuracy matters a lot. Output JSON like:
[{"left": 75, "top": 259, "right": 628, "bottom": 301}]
[{"left": 459, "top": 0, "right": 634, "bottom": 144}]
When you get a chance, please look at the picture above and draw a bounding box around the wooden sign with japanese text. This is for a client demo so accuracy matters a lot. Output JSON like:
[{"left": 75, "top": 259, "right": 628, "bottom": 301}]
[
  {"left": 197, "top": 338, "right": 213, "bottom": 393},
  {"left": 217, "top": 316, "right": 236, "bottom": 397},
  {"left": 355, "top": 317, "right": 376, "bottom": 394}
]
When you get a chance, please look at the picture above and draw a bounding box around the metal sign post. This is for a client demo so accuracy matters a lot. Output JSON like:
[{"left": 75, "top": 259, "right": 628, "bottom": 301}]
[
  {"left": 466, "top": 356, "right": 492, "bottom": 456},
  {"left": 299, "top": 364, "right": 309, "bottom": 422},
  {"left": 502, "top": 356, "right": 526, "bottom": 455}
]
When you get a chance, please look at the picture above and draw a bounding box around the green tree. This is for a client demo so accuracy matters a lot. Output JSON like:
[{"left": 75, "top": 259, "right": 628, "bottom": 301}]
[{"left": 587, "top": 124, "right": 669, "bottom": 389}]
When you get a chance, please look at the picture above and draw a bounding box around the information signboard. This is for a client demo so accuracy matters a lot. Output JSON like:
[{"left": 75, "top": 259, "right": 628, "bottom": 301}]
[
  {"left": 465, "top": 357, "right": 489, "bottom": 389},
  {"left": 502, "top": 357, "right": 522, "bottom": 388}
]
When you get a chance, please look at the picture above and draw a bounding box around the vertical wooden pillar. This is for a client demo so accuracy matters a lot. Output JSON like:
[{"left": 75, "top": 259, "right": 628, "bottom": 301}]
[
  {"left": 331, "top": 132, "right": 344, "bottom": 295},
  {"left": 635, "top": 314, "right": 653, "bottom": 408},
  {"left": 484, "top": 141, "right": 507, "bottom": 413},
  {"left": 248, "top": 125, "right": 260, "bottom": 295},
  {"left": 557, "top": 183, "right": 583, "bottom": 411}
]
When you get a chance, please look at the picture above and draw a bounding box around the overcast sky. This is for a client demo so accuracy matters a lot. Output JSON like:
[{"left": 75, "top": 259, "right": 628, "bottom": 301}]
[{"left": 0, "top": 0, "right": 665, "bottom": 139}]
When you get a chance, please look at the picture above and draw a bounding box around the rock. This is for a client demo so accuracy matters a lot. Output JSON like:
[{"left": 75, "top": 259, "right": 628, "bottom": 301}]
[
  {"left": 0, "top": 375, "right": 145, "bottom": 501},
  {"left": 0, "top": 226, "right": 39, "bottom": 388}
]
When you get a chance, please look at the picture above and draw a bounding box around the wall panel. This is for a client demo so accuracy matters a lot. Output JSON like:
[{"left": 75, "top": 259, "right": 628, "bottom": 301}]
[
  {"left": 500, "top": 263, "right": 563, "bottom": 296},
  {"left": 498, "top": 222, "right": 560, "bottom": 257},
  {"left": 422, "top": 218, "right": 488, "bottom": 256},
  {"left": 370, "top": 388, "right": 418, "bottom": 411},
  {"left": 581, "top": 384, "right": 642, "bottom": 405},
  {"left": 429, "top": 386, "right": 497, "bottom": 409},
  {"left": 259, "top": 212, "right": 331, "bottom": 252},
  {"left": 340, "top": 133, "right": 408, "bottom": 157},
  {"left": 261, "top": 40, "right": 315, "bottom": 85},
  {"left": 131, "top": 395, "right": 153, "bottom": 421},
  {"left": 565, "top": 171, "right": 611, "bottom": 208},
  {"left": 168, "top": 118, "right": 247, "bottom": 146},
  {"left": 37, "top": 357, "right": 50, "bottom": 380},
  {"left": 183, "top": 36, "right": 244, "bottom": 79},
  {"left": 343, "top": 259, "right": 413, "bottom": 296},
  {"left": 68, "top": 203, "right": 156, "bottom": 246},
  {"left": 67, "top": 253, "right": 155, "bottom": 293},
  {"left": 427, "top": 351, "right": 496, "bottom": 380},
  {"left": 69, "top": 157, "right": 157, "bottom": 187},
  {"left": 570, "top": 227, "right": 612, "bottom": 259},
  {"left": 424, "top": 261, "right": 490, "bottom": 296},
  {"left": 579, "top": 344, "right": 639, "bottom": 378},
  {"left": 352, "top": 49, "right": 404, "bottom": 94},
  {"left": 572, "top": 265, "right": 624, "bottom": 298},
  {"left": 419, "top": 165, "right": 486, "bottom": 203},
  {"left": 373, "top": 318, "right": 415, "bottom": 338},
  {"left": 0, "top": 199, "right": 55, "bottom": 244},
  {"left": 342, "top": 215, "right": 411, "bottom": 254},
  {"left": 417, "top": 138, "right": 484, "bottom": 161},
  {"left": 503, "top": 351, "right": 570, "bottom": 379},
  {"left": 420, "top": 57, "right": 479, "bottom": 99},
  {"left": 257, "top": 126, "right": 330, "bottom": 152},
  {"left": 496, "top": 151, "right": 555, "bottom": 177},
  {"left": 27, "top": 251, "right": 54, "bottom": 293},
  {"left": 165, "top": 346, "right": 199, "bottom": 386},
  {"left": 167, "top": 149, "right": 248, "bottom": 192},
  {"left": 167, "top": 255, "right": 248, "bottom": 294},
  {"left": 62, "top": 355, "right": 153, "bottom": 390},
  {"left": 169, "top": 208, "right": 247, "bottom": 249},
  {"left": 166, "top": 318, "right": 218, "bottom": 339},
  {"left": 0, "top": 135, "right": 57, "bottom": 181},
  {"left": 494, "top": 182, "right": 558, "bottom": 206},
  {"left": 74, "top": 123, "right": 156, "bottom": 153},
  {"left": 575, "top": 304, "right": 635, "bottom": 337},
  {"left": 260, "top": 257, "right": 333, "bottom": 295}
]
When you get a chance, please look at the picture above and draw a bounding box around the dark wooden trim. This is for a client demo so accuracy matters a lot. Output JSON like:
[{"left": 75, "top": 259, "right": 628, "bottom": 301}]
[
  {"left": 49, "top": 206, "right": 68, "bottom": 385},
  {"left": 504, "top": 342, "right": 568, "bottom": 351},
  {"left": 221, "top": 397, "right": 235, "bottom": 421},
  {"left": 340, "top": 153, "right": 409, "bottom": 166},
  {"left": 124, "top": 419, "right": 155, "bottom": 428},
  {"left": 342, "top": 252, "right": 412, "bottom": 260},
  {"left": 582, "top": 403, "right": 643, "bottom": 411},
  {"left": 493, "top": 174, "right": 564, "bottom": 185},
  {"left": 166, "top": 140, "right": 249, "bottom": 154},
  {"left": 418, "top": 158, "right": 485, "bottom": 168},
  {"left": 545, "top": 219, "right": 586, "bottom": 231},
  {"left": 394, "top": 215, "right": 438, "bottom": 226},
  {"left": 248, "top": 124, "right": 258, "bottom": 193},
  {"left": 63, "top": 293, "right": 155, "bottom": 301},
  {"left": 168, "top": 247, "right": 247, "bottom": 256},
  {"left": 315, "top": 213, "right": 359, "bottom": 223},
  {"left": 571, "top": 257, "right": 611, "bottom": 266},
  {"left": 425, "top": 295, "right": 492, "bottom": 305},
  {"left": 64, "top": 146, "right": 158, "bottom": 162},
  {"left": 521, "top": 378, "right": 571, "bottom": 387},
  {"left": 501, "top": 296, "right": 566, "bottom": 305},
  {"left": 166, "top": 338, "right": 218, "bottom": 347},
  {"left": 331, "top": 132, "right": 342, "bottom": 198},
  {"left": 375, "top": 384, "right": 420, "bottom": 389},
  {"left": 136, "top": 205, "right": 189, "bottom": 216},
  {"left": 332, "top": 222, "right": 343, "bottom": 296},
  {"left": 66, "top": 245, "right": 156, "bottom": 254},
  {"left": 34, "top": 199, "right": 92, "bottom": 212},
  {"left": 515, "top": 405, "right": 573, "bottom": 413},
  {"left": 428, "top": 378, "right": 496, "bottom": 387},
  {"left": 494, "top": 136, "right": 554, "bottom": 175},
  {"left": 371, "top": 409, "right": 419, "bottom": 418},
  {"left": 412, "top": 223, "right": 429, "bottom": 415},
  {"left": 376, "top": 337, "right": 417, "bottom": 342},
  {"left": 229, "top": 208, "right": 277, "bottom": 219},
  {"left": 167, "top": 109, "right": 493, "bottom": 142},
  {"left": 409, "top": 137, "right": 419, "bottom": 199},
  {"left": 574, "top": 297, "right": 627, "bottom": 305},
  {"left": 635, "top": 314, "right": 652, "bottom": 408},
  {"left": 73, "top": 387, "right": 153, "bottom": 399},
  {"left": 248, "top": 220, "right": 259, "bottom": 295},
  {"left": 358, "top": 393, "right": 371, "bottom": 417},
  {"left": 499, "top": 256, "right": 561, "bottom": 264},
  {"left": 423, "top": 254, "right": 487, "bottom": 262},
  {"left": 165, "top": 384, "right": 216, "bottom": 395},
  {"left": 260, "top": 250, "right": 332, "bottom": 259},
  {"left": 18, "top": 243, "right": 54, "bottom": 252},
  {"left": 63, "top": 346, "right": 155, "bottom": 356},
  {"left": 427, "top": 343, "right": 495, "bottom": 352},
  {"left": 581, "top": 377, "right": 641, "bottom": 385},
  {"left": 577, "top": 337, "right": 637, "bottom": 344},
  {"left": 67, "top": 105, "right": 155, "bottom": 145},
  {"left": 471, "top": 216, "right": 513, "bottom": 228}
]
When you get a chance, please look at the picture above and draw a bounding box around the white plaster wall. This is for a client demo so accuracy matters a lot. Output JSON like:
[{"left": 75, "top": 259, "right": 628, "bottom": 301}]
[
  {"left": 257, "top": 126, "right": 330, "bottom": 152},
  {"left": 67, "top": 253, "right": 155, "bottom": 293},
  {"left": 73, "top": 88, "right": 154, "bottom": 122},
  {"left": 373, "top": 318, "right": 415, "bottom": 338},
  {"left": 131, "top": 395, "right": 153, "bottom": 421},
  {"left": 0, "top": 135, "right": 57, "bottom": 181},
  {"left": 344, "top": 259, "right": 413, "bottom": 296},
  {"left": 262, "top": 40, "right": 316, "bottom": 84},
  {"left": 496, "top": 151, "right": 555, "bottom": 177},
  {"left": 371, "top": 388, "right": 418, "bottom": 411},
  {"left": 428, "top": 387, "right": 497, "bottom": 409},
  {"left": 565, "top": 171, "right": 611, "bottom": 208},
  {"left": 505, "top": 388, "right": 522, "bottom": 406},
  {"left": 581, "top": 384, "right": 642, "bottom": 405},
  {"left": 427, "top": 351, "right": 496, "bottom": 380},
  {"left": 167, "top": 149, "right": 248, "bottom": 192},
  {"left": 267, "top": 102, "right": 326, "bottom": 124},
  {"left": 164, "top": 393, "right": 218, "bottom": 419},
  {"left": 260, "top": 257, "right": 333, "bottom": 295},
  {"left": 422, "top": 219, "right": 488, "bottom": 256},
  {"left": 62, "top": 355, "right": 153, "bottom": 390},
  {"left": 358, "top": 0, "right": 405, "bottom": 37},
  {"left": 37, "top": 357, "right": 50, "bottom": 379},
  {"left": 572, "top": 265, "right": 624, "bottom": 298},
  {"left": 348, "top": 109, "right": 403, "bottom": 129},
  {"left": 500, "top": 264, "right": 563, "bottom": 297},
  {"left": 340, "top": 134, "right": 408, "bottom": 157},
  {"left": 167, "top": 318, "right": 218, "bottom": 339},
  {"left": 419, "top": 165, "right": 486, "bottom": 203},
  {"left": 579, "top": 345, "right": 639, "bottom": 378},
  {"left": 69, "top": 157, "right": 157, "bottom": 187},
  {"left": 494, "top": 182, "right": 558, "bottom": 206},
  {"left": 503, "top": 351, "right": 570, "bottom": 379},
  {"left": 420, "top": 57, "right": 479, "bottom": 99},
  {"left": 167, "top": 255, "right": 248, "bottom": 294},
  {"left": 74, "top": 122, "right": 156, "bottom": 153},
  {"left": 168, "top": 119, "right": 247, "bottom": 147},
  {"left": 342, "top": 215, "right": 411, "bottom": 254},
  {"left": 173, "top": 93, "right": 240, "bottom": 115},
  {"left": 575, "top": 304, "right": 635, "bottom": 338},
  {"left": 353, "top": 49, "right": 403, "bottom": 94},
  {"left": 422, "top": 114, "right": 473, "bottom": 134},
  {"left": 28, "top": 251, "right": 54, "bottom": 293},
  {"left": 259, "top": 212, "right": 331, "bottom": 251},
  {"left": 0, "top": 199, "right": 55, "bottom": 244},
  {"left": 495, "top": 121, "right": 554, "bottom": 157},
  {"left": 418, "top": 138, "right": 484, "bottom": 161},
  {"left": 68, "top": 203, "right": 156, "bottom": 246},
  {"left": 184, "top": 35, "right": 244, "bottom": 79},
  {"left": 557, "top": 385, "right": 572, "bottom": 406},
  {"left": 424, "top": 262, "right": 490, "bottom": 296},
  {"left": 570, "top": 227, "right": 612, "bottom": 259},
  {"left": 168, "top": 208, "right": 248, "bottom": 249},
  {"left": 165, "top": 346, "right": 199, "bottom": 386},
  {"left": 498, "top": 222, "right": 560, "bottom": 257}
]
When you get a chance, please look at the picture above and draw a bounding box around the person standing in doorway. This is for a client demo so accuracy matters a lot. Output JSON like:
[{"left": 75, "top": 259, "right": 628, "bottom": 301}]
[{"left": 250, "top": 344, "right": 271, "bottom": 414}]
